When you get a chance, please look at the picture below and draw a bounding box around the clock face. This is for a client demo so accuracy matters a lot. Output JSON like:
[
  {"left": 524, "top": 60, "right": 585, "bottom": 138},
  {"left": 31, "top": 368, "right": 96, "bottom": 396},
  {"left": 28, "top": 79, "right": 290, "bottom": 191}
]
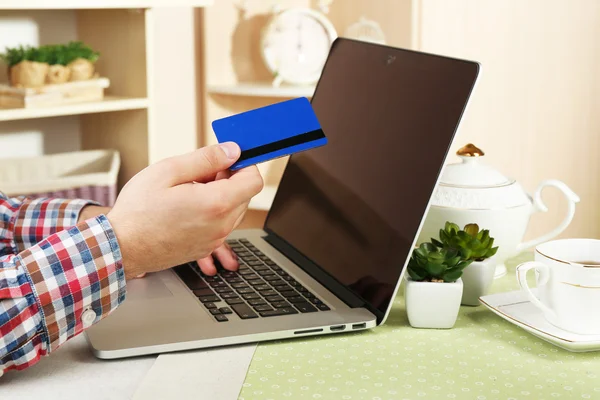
[{"left": 262, "top": 9, "right": 336, "bottom": 85}]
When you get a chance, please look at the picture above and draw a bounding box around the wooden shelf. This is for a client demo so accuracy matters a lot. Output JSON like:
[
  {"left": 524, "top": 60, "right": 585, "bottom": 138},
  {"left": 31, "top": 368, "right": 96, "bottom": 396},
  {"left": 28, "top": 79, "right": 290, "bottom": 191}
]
[
  {"left": 0, "top": 7, "right": 202, "bottom": 188},
  {"left": 0, "top": 0, "right": 213, "bottom": 9},
  {"left": 208, "top": 83, "right": 315, "bottom": 98},
  {"left": 249, "top": 185, "right": 278, "bottom": 211},
  {"left": 0, "top": 96, "right": 149, "bottom": 122}
]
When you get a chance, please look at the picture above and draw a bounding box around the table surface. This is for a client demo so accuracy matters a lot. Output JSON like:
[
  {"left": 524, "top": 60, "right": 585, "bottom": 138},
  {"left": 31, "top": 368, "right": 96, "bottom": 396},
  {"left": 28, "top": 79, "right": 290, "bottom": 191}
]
[
  {"left": 7, "top": 253, "right": 600, "bottom": 400},
  {"left": 239, "top": 253, "right": 600, "bottom": 400},
  {"left": 1, "top": 334, "right": 155, "bottom": 399}
]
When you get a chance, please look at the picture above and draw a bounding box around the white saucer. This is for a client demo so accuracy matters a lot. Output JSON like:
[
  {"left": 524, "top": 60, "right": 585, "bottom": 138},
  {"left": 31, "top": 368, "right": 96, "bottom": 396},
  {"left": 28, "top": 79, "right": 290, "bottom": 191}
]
[{"left": 479, "top": 290, "right": 600, "bottom": 352}]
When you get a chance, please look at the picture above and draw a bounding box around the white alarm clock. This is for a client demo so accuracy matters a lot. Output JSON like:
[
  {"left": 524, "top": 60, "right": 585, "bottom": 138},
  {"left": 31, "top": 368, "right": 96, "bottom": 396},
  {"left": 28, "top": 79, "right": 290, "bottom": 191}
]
[{"left": 260, "top": 7, "right": 337, "bottom": 87}]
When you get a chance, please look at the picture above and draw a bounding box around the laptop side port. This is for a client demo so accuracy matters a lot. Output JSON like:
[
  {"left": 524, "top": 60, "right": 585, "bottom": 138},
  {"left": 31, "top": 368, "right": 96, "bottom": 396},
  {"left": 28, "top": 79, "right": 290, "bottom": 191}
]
[
  {"left": 352, "top": 323, "right": 367, "bottom": 330},
  {"left": 330, "top": 325, "right": 345, "bottom": 332},
  {"left": 294, "top": 328, "right": 324, "bottom": 335}
]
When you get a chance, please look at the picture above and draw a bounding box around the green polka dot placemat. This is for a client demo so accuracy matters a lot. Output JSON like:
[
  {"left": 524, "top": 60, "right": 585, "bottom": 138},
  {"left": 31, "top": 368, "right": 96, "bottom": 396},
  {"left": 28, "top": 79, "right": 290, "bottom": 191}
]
[{"left": 239, "top": 253, "right": 600, "bottom": 399}]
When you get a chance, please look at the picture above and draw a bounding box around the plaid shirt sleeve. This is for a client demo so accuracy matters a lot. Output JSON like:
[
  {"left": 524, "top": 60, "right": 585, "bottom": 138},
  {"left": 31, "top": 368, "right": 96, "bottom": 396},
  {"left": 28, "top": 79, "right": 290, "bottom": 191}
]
[
  {"left": 0, "top": 193, "right": 126, "bottom": 375},
  {"left": 2, "top": 195, "right": 98, "bottom": 253}
]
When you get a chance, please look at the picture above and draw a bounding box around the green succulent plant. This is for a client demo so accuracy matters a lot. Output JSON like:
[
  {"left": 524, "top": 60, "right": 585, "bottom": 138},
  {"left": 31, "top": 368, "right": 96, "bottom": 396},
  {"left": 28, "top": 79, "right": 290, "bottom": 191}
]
[
  {"left": 0, "top": 41, "right": 99, "bottom": 67},
  {"left": 407, "top": 242, "right": 472, "bottom": 283},
  {"left": 44, "top": 44, "right": 71, "bottom": 65},
  {"left": 432, "top": 222, "right": 499, "bottom": 262},
  {"left": 0, "top": 45, "right": 44, "bottom": 66},
  {"left": 2, "top": 46, "right": 28, "bottom": 66},
  {"left": 61, "top": 41, "right": 100, "bottom": 64}
]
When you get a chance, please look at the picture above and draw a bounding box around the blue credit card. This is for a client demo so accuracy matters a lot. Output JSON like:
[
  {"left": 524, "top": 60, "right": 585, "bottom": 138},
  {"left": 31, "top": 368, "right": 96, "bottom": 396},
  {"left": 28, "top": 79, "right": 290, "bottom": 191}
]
[{"left": 212, "top": 97, "right": 327, "bottom": 170}]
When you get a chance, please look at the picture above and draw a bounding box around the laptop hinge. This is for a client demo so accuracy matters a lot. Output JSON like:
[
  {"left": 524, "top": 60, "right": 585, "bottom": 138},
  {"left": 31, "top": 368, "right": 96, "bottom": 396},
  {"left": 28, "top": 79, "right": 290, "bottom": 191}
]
[{"left": 263, "top": 230, "right": 368, "bottom": 310}]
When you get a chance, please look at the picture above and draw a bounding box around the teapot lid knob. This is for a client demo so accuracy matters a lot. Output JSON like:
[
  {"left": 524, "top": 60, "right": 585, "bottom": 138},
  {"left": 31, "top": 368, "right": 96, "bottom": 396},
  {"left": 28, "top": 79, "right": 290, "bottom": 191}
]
[{"left": 457, "top": 143, "right": 485, "bottom": 157}]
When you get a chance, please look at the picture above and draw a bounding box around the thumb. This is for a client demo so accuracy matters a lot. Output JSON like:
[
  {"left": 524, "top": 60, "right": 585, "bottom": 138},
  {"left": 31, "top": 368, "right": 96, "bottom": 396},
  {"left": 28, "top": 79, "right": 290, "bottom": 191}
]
[{"left": 162, "top": 142, "right": 240, "bottom": 186}]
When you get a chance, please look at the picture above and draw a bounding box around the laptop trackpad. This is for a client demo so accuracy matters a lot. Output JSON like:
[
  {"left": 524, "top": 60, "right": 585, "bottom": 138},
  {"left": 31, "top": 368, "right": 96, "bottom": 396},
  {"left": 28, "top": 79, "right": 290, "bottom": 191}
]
[{"left": 126, "top": 274, "right": 173, "bottom": 301}]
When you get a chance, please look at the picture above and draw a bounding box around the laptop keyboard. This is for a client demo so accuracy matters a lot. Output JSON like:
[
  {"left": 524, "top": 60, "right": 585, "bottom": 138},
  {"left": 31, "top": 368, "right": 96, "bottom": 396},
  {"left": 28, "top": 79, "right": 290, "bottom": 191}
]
[{"left": 174, "top": 238, "right": 330, "bottom": 322}]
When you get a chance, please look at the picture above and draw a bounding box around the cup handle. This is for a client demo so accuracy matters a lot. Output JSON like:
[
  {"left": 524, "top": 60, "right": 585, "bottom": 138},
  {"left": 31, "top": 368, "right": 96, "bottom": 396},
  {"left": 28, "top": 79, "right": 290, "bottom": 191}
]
[
  {"left": 516, "top": 261, "right": 556, "bottom": 318},
  {"left": 516, "top": 180, "right": 580, "bottom": 252}
]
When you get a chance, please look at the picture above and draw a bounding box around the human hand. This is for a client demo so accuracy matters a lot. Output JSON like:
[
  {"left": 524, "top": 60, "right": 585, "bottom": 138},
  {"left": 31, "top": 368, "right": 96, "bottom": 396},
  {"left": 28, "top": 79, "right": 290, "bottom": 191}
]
[
  {"left": 194, "top": 168, "right": 244, "bottom": 276},
  {"left": 80, "top": 206, "right": 238, "bottom": 277},
  {"left": 107, "top": 143, "right": 263, "bottom": 280}
]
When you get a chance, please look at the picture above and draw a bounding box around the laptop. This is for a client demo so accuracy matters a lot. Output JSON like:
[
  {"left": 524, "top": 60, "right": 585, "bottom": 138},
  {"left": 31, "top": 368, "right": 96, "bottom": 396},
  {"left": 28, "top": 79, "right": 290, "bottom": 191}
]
[{"left": 86, "top": 38, "right": 480, "bottom": 359}]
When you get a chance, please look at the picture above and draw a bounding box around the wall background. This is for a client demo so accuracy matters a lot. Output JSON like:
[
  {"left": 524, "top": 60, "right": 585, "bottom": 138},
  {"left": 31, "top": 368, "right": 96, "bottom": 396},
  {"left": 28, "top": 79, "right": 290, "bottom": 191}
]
[
  {"left": 199, "top": 0, "right": 600, "bottom": 237},
  {"left": 2, "top": 1, "right": 598, "bottom": 239},
  {"left": 413, "top": 0, "right": 600, "bottom": 241}
]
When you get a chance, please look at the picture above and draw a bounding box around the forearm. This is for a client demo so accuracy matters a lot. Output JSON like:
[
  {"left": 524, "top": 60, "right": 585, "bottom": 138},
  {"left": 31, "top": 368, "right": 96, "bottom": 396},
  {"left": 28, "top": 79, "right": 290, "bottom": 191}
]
[
  {"left": 81, "top": 206, "right": 151, "bottom": 280},
  {"left": 78, "top": 205, "right": 111, "bottom": 223},
  {"left": 0, "top": 215, "right": 126, "bottom": 375}
]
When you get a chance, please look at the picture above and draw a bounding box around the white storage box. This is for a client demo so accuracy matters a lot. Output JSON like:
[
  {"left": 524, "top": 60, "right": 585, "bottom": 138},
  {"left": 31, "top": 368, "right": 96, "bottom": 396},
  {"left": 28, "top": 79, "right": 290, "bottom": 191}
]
[{"left": 0, "top": 149, "right": 120, "bottom": 206}]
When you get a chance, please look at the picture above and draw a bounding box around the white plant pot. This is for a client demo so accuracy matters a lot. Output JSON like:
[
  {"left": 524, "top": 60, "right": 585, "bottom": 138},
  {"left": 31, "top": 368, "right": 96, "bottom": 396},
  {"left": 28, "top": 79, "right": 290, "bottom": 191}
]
[
  {"left": 460, "top": 257, "right": 497, "bottom": 306},
  {"left": 405, "top": 277, "right": 463, "bottom": 329}
]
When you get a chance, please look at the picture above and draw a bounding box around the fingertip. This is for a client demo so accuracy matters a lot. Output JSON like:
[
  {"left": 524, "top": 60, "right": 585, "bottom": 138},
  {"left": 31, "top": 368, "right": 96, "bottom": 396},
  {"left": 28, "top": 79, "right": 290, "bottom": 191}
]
[
  {"left": 230, "top": 166, "right": 264, "bottom": 195},
  {"left": 222, "top": 258, "right": 239, "bottom": 272},
  {"left": 205, "top": 265, "right": 218, "bottom": 276},
  {"left": 219, "top": 250, "right": 239, "bottom": 271},
  {"left": 219, "top": 142, "right": 241, "bottom": 160},
  {"left": 215, "top": 170, "right": 232, "bottom": 181},
  {"left": 198, "top": 258, "right": 217, "bottom": 276}
]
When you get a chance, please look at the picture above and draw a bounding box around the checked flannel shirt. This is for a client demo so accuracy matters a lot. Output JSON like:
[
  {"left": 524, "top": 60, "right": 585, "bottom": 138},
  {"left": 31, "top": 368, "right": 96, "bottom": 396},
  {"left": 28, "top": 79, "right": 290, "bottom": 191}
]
[{"left": 0, "top": 193, "right": 126, "bottom": 376}]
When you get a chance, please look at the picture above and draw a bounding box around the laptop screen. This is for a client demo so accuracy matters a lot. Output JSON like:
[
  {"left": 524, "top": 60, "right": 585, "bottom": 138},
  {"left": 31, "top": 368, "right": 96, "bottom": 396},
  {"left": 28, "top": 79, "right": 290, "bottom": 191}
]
[{"left": 264, "top": 39, "right": 479, "bottom": 317}]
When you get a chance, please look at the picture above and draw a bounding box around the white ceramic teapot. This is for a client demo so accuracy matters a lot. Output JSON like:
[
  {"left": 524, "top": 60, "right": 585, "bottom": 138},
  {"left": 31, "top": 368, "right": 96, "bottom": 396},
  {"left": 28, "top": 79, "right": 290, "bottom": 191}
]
[{"left": 417, "top": 143, "right": 580, "bottom": 278}]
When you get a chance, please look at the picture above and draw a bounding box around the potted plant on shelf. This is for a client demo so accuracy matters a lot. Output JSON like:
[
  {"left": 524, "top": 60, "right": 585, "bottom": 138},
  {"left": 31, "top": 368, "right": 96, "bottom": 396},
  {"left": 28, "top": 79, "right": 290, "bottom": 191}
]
[
  {"left": 432, "top": 222, "right": 499, "bottom": 306},
  {"left": 1, "top": 45, "right": 49, "bottom": 88},
  {"left": 1, "top": 41, "right": 100, "bottom": 87},
  {"left": 45, "top": 44, "right": 72, "bottom": 84},
  {"left": 405, "top": 242, "right": 472, "bottom": 329},
  {"left": 64, "top": 41, "right": 100, "bottom": 81}
]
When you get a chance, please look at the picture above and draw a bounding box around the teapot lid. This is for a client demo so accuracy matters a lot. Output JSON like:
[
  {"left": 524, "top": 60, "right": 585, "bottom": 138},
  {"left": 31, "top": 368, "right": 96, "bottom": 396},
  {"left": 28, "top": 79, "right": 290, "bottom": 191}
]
[{"left": 440, "top": 144, "right": 514, "bottom": 188}]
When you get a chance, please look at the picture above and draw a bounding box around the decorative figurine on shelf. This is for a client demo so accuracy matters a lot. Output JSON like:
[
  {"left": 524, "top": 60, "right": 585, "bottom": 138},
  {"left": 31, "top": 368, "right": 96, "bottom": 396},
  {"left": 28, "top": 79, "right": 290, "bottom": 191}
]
[
  {"left": 0, "top": 41, "right": 100, "bottom": 88},
  {"left": 405, "top": 242, "right": 472, "bottom": 329},
  {"left": 258, "top": 0, "right": 337, "bottom": 87},
  {"left": 432, "top": 222, "right": 498, "bottom": 306}
]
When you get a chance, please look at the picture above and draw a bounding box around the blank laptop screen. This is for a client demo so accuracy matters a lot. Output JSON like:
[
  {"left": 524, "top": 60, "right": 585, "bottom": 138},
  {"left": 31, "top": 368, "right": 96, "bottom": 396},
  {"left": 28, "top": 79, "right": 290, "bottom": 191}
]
[{"left": 264, "top": 39, "right": 479, "bottom": 316}]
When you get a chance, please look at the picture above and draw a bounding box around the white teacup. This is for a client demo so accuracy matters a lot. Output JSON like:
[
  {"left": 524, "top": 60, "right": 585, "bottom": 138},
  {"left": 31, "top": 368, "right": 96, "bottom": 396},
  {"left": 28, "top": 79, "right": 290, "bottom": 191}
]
[{"left": 516, "top": 238, "right": 600, "bottom": 335}]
